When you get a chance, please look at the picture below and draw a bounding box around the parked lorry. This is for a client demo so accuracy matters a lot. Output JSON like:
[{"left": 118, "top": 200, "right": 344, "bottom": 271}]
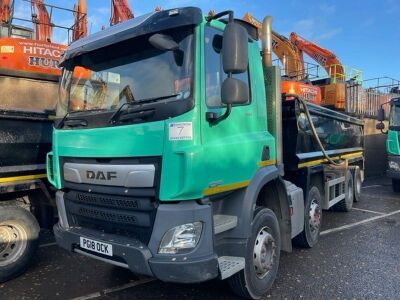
[
  {"left": 47, "top": 8, "right": 364, "bottom": 298},
  {"left": 0, "top": 0, "right": 86, "bottom": 282},
  {"left": 377, "top": 97, "right": 400, "bottom": 192}
]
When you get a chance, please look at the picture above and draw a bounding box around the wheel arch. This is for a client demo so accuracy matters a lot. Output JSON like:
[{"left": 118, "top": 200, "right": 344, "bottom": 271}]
[{"left": 244, "top": 166, "right": 292, "bottom": 252}]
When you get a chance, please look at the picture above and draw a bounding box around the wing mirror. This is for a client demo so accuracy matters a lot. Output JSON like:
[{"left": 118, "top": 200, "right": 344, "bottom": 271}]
[
  {"left": 376, "top": 107, "right": 387, "bottom": 133},
  {"left": 222, "top": 22, "right": 249, "bottom": 74},
  {"left": 377, "top": 107, "right": 385, "bottom": 122},
  {"left": 221, "top": 78, "right": 249, "bottom": 105}
]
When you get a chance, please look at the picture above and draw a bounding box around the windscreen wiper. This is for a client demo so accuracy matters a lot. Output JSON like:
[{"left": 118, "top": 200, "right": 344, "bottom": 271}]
[
  {"left": 57, "top": 108, "right": 106, "bottom": 129},
  {"left": 109, "top": 93, "right": 179, "bottom": 124}
]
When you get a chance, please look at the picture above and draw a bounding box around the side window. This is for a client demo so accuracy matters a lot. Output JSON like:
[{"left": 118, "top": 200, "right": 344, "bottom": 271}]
[{"left": 205, "top": 26, "right": 250, "bottom": 108}]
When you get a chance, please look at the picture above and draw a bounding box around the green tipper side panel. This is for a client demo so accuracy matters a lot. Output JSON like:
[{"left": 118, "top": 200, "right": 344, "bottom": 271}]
[
  {"left": 48, "top": 19, "right": 276, "bottom": 201},
  {"left": 387, "top": 130, "right": 400, "bottom": 155}
]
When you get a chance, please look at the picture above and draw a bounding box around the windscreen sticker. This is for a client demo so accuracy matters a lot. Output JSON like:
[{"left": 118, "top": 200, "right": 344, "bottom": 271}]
[
  {"left": 169, "top": 122, "right": 193, "bottom": 141},
  {"left": 108, "top": 72, "right": 121, "bottom": 84}
]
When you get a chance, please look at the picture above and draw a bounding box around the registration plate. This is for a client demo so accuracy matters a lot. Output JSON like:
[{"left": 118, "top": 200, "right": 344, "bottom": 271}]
[{"left": 80, "top": 237, "right": 113, "bottom": 257}]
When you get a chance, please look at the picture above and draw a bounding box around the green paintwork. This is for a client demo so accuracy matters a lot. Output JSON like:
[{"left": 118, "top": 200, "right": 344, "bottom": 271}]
[
  {"left": 47, "top": 17, "right": 276, "bottom": 201},
  {"left": 387, "top": 130, "right": 400, "bottom": 156}
]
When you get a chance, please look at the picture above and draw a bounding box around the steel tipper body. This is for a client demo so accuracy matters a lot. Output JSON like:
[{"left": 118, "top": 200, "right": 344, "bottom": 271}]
[
  {"left": 0, "top": 0, "right": 88, "bottom": 283},
  {"left": 0, "top": 35, "right": 62, "bottom": 284},
  {"left": 48, "top": 8, "right": 364, "bottom": 298}
]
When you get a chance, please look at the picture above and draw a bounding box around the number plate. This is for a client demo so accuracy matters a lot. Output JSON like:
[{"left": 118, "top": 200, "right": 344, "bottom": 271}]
[{"left": 80, "top": 237, "right": 113, "bottom": 257}]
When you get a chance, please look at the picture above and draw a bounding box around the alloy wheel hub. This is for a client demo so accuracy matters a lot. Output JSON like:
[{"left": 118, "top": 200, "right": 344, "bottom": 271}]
[
  {"left": 0, "top": 223, "right": 27, "bottom": 266},
  {"left": 253, "top": 226, "right": 276, "bottom": 279},
  {"left": 309, "top": 200, "right": 321, "bottom": 235}
]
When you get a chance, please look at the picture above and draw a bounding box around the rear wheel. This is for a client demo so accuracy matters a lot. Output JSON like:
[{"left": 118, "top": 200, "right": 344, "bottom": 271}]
[
  {"left": 353, "top": 168, "right": 362, "bottom": 202},
  {"left": 293, "top": 186, "right": 322, "bottom": 248},
  {"left": 335, "top": 170, "right": 354, "bottom": 212},
  {"left": 228, "top": 208, "right": 281, "bottom": 299},
  {"left": 0, "top": 205, "right": 40, "bottom": 283},
  {"left": 393, "top": 179, "right": 400, "bottom": 193}
]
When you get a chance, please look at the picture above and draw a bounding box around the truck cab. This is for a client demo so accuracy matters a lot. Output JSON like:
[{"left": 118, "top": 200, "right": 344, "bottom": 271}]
[
  {"left": 48, "top": 7, "right": 364, "bottom": 298},
  {"left": 377, "top": 98, "right": 400, "bottom": 192}
]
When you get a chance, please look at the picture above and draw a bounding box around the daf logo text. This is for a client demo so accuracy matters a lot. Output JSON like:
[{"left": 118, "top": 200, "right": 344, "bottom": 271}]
[{"left": 86, "top": 170, "right": 117, "bottom": 181}]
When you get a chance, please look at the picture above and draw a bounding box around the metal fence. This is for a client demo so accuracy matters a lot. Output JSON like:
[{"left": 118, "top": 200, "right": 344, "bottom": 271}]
[{"left": 346, "top": 77, "right": 400, "bottom": 119}]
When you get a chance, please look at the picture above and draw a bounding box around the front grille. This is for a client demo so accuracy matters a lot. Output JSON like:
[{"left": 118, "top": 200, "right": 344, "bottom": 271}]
[
  {"left": 68, "top": 203, "right": 139, "bottom": 225},
  {"left": 78, "top": 193, "right": 137, "bottom": 209},
  {"left": 64, "top": 190, "right": 157, "bottom": 244},
  {"left": 60, "top": 156, "right": 161, "bottom": 244},
  {"left": 73, "top": 191, "right": 153, "bottom": 211}
]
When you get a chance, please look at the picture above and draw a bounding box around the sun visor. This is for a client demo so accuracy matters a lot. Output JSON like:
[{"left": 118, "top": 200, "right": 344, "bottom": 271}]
[{"left": 60, "top": 7, "right": 202, "bottom": 66}]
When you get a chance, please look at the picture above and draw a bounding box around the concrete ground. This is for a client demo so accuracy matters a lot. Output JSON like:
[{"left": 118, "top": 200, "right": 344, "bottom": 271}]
[{"left": 1, "top": 177, "right": 399, "bottom": 300}]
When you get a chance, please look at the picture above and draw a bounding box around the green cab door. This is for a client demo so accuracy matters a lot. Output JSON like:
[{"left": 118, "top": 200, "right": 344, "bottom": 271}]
[{"left": 198, "top": 23, "right": 275, "bottom": 197}]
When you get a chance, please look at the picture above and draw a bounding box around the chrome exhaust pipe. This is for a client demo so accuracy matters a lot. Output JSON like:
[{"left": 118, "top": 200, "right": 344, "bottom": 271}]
[
  {"left": 261, "top": 16, "right": 283, "bottom": 171},
  {"left": 262, "top": 16, "right": 272, "bottom": 68}
]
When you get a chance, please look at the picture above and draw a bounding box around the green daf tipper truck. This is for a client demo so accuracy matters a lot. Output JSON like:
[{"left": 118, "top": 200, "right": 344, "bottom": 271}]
[
  {"left": 47, "top": 8, "right": 364, "bottom": 298},
  {"left": 377, "top": 97, "right": 400, "bottom": 192}
]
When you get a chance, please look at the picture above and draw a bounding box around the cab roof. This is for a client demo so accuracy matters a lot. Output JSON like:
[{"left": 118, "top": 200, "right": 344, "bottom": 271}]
[{"left": 60, "top": 7, "right": 202, "bottom": 65}]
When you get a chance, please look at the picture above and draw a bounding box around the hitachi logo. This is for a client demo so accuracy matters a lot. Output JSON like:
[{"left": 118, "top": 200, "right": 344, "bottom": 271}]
[{"left": 86, "top": 171, "right": 117, "bottom": 181}]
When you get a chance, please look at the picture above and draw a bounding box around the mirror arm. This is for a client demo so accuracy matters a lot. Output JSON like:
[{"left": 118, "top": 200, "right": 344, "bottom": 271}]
[
  {"left": 207, "top": 104, "right": 232, "bottom": 125},
  {"left": 206, "top": 10, "right": 233, "bottom": 22}
]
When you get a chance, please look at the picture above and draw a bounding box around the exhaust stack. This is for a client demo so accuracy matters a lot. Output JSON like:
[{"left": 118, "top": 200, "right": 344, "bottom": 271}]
[
  {"left": 262, "top": 16, "right": 272, "bottom": 68},
  {"left": 261, "top": 16, "right": 283, "bottom": 172}
]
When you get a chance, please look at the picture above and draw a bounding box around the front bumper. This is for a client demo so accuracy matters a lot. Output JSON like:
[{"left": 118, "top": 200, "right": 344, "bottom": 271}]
[
  {"left": 387, "top": 155, "right": 400, "bottom": 179},
  {"left": 54, "top": 192, "right": 219, "bottom": 283}
]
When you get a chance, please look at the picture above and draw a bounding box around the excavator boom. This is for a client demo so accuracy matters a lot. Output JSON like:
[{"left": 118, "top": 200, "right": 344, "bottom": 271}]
[
  {"left": 72, "top": 0, "right": 87, "bottom": 42},
  {"left": 0, "top": 0, "right": 12, "bottom": 24},
  {"left": 290, "top": 32, "right": 344, "bottom": 80},
  {"left": 31, "top": 0, "right": 52, "bottom": 42},
  {"left": 242, "top": 13, "right": 321, "bottom": 105},
  {"left": 110, "top": 0, "right": 133, "bottom": 25},
  {"left": 290, "top": 32, "right": 347, "bottom": 109}
]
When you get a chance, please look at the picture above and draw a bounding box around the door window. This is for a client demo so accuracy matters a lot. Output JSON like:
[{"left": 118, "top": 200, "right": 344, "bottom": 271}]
[{"left": 204, "top": 26, "right": 250, "bottom": 108}]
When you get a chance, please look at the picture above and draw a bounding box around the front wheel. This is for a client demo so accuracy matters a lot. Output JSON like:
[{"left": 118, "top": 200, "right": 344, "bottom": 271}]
[
  {"left": 228, "top": 208, "right": 281, "bottom": 299},
  {"left": 393, "top": 179, "right": 400, "bottom": 193},
  {"left": 0, "top": 206, "right": 40, "bottom": 283}
]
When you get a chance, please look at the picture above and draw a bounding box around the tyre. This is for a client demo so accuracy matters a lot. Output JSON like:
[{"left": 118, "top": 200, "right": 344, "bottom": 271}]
[
  {"left": 353, "top": 168, "right": 362, "bottom": 202},
  {"left": 0, "top": 205, "right": 40, "bottom": 283},
  {"left": 334, "top": 170, "right": 354, "bottom": 212},
  {"left": 393, "top": 179, "right": 400, "bottom": 193},
  {"left": 228, "top": 208, "right": 281, "bottom": 299},
  {"left": 293, "top": 186, "right": 322, "bottom": 248}
]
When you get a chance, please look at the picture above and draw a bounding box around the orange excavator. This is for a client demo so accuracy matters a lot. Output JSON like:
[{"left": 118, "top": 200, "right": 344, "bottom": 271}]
[
  {"left": 290, "top": 32, "right": 346, "bottom": 109},
  {"left": 110, "top": 0, "right": 133, "bottom": 25},
  {"left": 243, "top": 13, "right": 321, "bottom": 105}
]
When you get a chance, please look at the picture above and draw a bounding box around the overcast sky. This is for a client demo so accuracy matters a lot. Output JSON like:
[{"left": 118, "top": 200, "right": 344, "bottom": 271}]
[{"left": 12, "top": 0, "right": 400, "bottom": 84}]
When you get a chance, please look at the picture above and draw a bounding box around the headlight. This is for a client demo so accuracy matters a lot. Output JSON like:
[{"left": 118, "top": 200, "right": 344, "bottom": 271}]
[
  {"left": 158, "top": 222, "right": 202, "bottom": 254},
  {"left": 389, "top": 161, "right": 400, "bottom": 171}
]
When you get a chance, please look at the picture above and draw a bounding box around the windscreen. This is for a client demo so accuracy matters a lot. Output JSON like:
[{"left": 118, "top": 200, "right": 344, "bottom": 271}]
[
  {"left": 57, "top": 26, "right": 194, "bottom": 117},
  {"left": 390, "top": 104, "right": 400, "bottom": 127}
]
